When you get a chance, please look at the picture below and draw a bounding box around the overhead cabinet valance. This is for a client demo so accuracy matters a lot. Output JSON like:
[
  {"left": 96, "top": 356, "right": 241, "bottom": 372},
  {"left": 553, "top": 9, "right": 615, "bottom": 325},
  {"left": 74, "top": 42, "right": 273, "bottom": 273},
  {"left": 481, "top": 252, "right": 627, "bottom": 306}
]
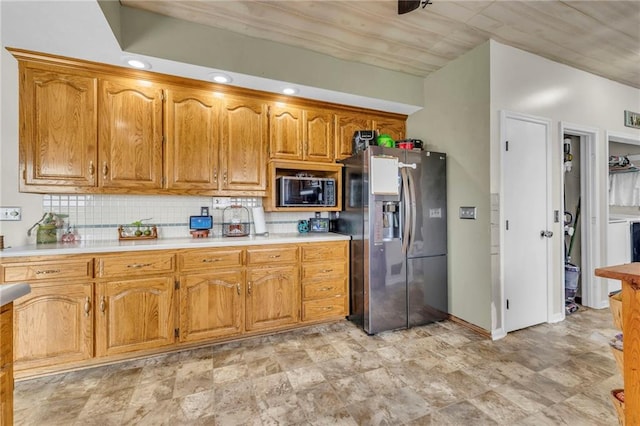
[{"left": 11, "top": 48, "right": 406, "bottom": 196}]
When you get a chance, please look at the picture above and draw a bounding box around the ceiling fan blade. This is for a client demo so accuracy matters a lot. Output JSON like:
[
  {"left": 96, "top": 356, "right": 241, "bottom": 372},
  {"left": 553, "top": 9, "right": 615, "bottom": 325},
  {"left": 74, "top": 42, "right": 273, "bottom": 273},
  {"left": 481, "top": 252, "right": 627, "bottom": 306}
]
[{"left": 398, "top": 0, "right": 421, "bottom": 15}]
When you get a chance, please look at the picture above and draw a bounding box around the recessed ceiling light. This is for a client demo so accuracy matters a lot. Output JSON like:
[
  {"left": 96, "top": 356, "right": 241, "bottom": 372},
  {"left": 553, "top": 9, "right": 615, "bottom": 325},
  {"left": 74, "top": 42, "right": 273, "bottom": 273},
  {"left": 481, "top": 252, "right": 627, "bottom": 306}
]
[
  {"left": 282, "top": 87, "right": 299, "bottom": 95},
  {"left": 122, "top": 56, "right": 151, "bottom": 70},
  {"left": 209, "top": 72, "right": 233, "bottom": 84}
]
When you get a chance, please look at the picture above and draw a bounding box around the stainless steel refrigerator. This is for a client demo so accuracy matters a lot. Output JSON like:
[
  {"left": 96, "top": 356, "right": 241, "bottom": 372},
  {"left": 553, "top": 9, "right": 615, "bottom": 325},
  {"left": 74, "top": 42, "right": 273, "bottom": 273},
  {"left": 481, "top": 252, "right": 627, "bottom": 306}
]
[{"left": 339, "top": 146, "right": 447, "bottom": 334}]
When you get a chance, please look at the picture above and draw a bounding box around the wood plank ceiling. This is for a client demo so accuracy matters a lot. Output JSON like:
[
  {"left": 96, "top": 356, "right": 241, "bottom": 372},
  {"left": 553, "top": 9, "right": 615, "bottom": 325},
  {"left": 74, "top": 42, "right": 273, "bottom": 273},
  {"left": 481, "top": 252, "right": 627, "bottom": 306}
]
[{"left": 121, "top": 1, "right": 640, "bottom": 89}]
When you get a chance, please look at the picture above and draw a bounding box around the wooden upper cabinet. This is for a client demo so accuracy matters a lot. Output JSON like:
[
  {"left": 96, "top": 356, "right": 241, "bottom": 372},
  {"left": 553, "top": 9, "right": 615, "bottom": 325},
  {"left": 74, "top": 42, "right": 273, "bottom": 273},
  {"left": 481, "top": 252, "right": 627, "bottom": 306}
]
[
  {"left": 304, "top": 108, "right": 334, "bottom": 162},
  {"left": 269, "top": 105, "right": 303, "bottom": 160},
  {"left": 98, "top": 77, "right": 164, "bottom": 190},
  {"left": 220, "top": 96, "right": 268, "bottom": 192},
  {"left": 19, "top": 65, "right": 98, "bottom": 188},
  {"left": 335, "top": 112, "right": 373, "bottom": 160},
  {"left": 270, "top": 105, "right": 334, "bottom": 162},
  {"left": 373, "top": 116, "right": 406, "bottom": 142},
  {"left": 165, "top": 87, "right": 220, "bottom": 190}
]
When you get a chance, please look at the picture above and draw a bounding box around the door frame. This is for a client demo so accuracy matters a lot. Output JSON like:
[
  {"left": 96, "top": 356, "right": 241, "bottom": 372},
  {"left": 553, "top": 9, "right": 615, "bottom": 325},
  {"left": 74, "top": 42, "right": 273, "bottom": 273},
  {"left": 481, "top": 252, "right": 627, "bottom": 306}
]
[
  {"left": 499, "top": 110, "right": 553, "bottom": 335},
  {"left": 559, "top": 123, "right": 599, "bottom": 310}
]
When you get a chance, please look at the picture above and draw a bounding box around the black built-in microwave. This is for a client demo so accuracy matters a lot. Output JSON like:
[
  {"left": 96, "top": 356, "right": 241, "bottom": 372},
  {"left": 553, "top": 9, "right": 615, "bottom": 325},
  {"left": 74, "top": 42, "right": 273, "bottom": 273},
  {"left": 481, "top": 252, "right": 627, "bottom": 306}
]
[{"left": 276, "top": 176, "right": 336, "bottom": 207}]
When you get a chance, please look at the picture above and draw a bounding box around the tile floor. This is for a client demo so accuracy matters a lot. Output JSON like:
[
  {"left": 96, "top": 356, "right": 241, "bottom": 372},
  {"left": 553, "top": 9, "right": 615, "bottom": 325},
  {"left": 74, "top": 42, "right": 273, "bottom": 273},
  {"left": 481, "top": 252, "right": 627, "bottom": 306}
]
[{"left": 14, "top": 307, "right": 622, "bottom": 425}]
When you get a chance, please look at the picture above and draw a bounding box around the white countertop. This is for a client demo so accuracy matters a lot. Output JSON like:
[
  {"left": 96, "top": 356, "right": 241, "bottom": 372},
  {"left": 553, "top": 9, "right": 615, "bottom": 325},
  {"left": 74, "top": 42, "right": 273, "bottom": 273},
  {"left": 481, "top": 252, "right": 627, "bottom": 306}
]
[
  {"left": 0, "top": 232, "right": 350, "bottom": 258},
  {"left": 0, "top": 283, "right": 31, "bottom": 307}
]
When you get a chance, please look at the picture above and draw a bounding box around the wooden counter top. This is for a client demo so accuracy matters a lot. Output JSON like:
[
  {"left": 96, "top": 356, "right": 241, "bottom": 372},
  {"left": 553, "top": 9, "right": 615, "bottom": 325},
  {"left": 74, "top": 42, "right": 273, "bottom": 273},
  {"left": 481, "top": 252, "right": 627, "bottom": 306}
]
[{"left": 595, "top": 263, "right": 639, "bottom": 425}]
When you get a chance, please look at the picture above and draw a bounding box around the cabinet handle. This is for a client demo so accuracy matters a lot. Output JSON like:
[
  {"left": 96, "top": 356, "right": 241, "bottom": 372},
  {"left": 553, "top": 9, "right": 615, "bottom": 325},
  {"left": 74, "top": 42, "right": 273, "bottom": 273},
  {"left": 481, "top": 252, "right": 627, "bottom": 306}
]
[
  {"left": 35, "top": 269, "right": 60, "bottom": 275},
  {"left": 127, "top": 263, "right": 152, "bottom": 269},
  {"left": 324, "top": 306, "right": 333, "bottom": 311},
  {"left": 102, "top": 162, "right": 108, "bottom": 177},
  {"left": 202, "top": 258, "right": 221, "bottom": 263},
  {"left": 223, "top": 171, "right": 227, "bottom": 185},
  {"left": 269, "top": 255, "right": 281, "bottom": 259},
  {"left": 99, "top": 296, "right": 106, "bottom": 313},
  {"left": 89, "top": 161, "right": 95, "bottom": 176},
  {"left": 236, "top": 283, "right": 241, "bottom": 295},
  {"left": 320, "top": 269, "right": 333, "bottom": 273},
  {"left": 247, "top": 281, "right": 252, "bottom": 295},
  {"left": 320, "top": 287, "right": 332, "bottom": 292},
  {"left": 213, "top": 167, "right": 218, "bottom": 183},
  {"left": 84, "top": 297, "right": 91, "bottom": 316}
]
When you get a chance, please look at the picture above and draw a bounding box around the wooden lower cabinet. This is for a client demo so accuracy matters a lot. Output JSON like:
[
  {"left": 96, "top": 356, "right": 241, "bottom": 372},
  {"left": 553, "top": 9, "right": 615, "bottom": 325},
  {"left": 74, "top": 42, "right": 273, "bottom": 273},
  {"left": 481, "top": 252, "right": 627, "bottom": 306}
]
[
  {"left": 95, "top": 277, "right": 175, "bottom": 357},
  {"left": 246, "top": 265, "right": 300, "bottom": 331},
  {"left": 179, "top": 270, "right": 244, "bottom": 342},
  {"left": 300, "top": 241, "right": 349, "bottom": 322},
  {"left": 3, "top": 240, "right": 349, "bottom": 377},
  {"left": 1, "top": 303, "right": 13, "bottom": 426},
  {"left": 13, "top": 282, "right": 93, "bottom": 371}
]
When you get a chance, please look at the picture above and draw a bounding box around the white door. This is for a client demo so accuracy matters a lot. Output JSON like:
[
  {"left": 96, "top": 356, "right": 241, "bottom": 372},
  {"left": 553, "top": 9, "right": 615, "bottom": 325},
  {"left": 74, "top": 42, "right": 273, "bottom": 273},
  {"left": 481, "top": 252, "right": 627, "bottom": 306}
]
[{"left": 503, "top": 113, "right": 552, "bottom": 332}]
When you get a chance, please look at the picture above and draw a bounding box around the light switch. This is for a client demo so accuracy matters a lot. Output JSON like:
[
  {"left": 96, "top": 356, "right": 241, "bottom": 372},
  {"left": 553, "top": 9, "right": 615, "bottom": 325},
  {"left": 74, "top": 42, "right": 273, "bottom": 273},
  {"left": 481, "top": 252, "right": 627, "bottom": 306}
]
[{"left": 459, "top": 206, "right": 476, "bottom": 220}]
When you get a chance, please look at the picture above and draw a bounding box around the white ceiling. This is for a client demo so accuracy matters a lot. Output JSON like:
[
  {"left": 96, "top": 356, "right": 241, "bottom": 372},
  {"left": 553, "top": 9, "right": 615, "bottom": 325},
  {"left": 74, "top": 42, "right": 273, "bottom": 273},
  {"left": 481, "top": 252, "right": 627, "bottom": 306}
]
[{"left": 122, "top": 0, "right": 640, "bottom": 89}]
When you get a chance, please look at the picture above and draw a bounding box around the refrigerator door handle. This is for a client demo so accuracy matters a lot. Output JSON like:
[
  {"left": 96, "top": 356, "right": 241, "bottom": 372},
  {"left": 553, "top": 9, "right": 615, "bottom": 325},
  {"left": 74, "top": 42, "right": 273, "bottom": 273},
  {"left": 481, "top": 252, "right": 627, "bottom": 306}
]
[
  {"left": 401, "top": 167, "right": 411, "bottom": 254},
  {"left": 407, "top": 168, "right": 417, "bottom": 253}
]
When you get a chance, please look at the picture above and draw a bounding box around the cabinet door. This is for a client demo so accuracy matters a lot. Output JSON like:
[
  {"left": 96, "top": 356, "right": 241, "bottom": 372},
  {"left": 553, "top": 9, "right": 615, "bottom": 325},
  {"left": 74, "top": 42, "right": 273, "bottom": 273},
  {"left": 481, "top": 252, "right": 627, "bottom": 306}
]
[
  {"left": 373, "top": 116, "right": 406, "bottom": 142},
  {"left": 246, "top": 265, "right": 299, "bottom": 331},
  {"left": 20, "top": 66, "right": 97, "bottom": 187},
  {"left": 0, "top": 305, "right": 11, "bottom": 425},
  {"left": 13, "top": 282, "right": 93, "bottom": 371},
  {"left": 335, "top": 112, "right": 372, "bottom": 160},
  {"left": 269, "top": 105, "right": 303, "bottom": 160},
  {"left": 179, "top": 270, "right": 244, "bottom": 342},
  {"left": 98, "top": 78, "right": 164, "bottom": 189},
  {"left": 304, "top": 108, "right": 334, "bottom": 162},
  {"left": 166, "top": 87, "right": 220, "bottom": 190},
  {"left": 96, "top": 277, "right": 174, "bottom": 357},
  {"left": 220, "top": 97, "right": 268, "bottom": 191}
]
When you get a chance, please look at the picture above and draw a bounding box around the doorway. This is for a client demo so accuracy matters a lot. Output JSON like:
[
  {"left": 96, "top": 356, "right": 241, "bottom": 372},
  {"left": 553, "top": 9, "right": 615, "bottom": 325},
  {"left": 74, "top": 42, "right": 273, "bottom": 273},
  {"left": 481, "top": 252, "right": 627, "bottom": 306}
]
[{"left": 560, "top": 123, "right": 599, "bottom": 310}]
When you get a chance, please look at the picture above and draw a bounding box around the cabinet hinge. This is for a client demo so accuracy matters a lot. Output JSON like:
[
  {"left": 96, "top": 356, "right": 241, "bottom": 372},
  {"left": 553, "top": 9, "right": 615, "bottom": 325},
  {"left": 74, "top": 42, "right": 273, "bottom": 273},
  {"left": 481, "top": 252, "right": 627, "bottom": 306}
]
[
  {"left": 174, "top": 328, "right": 179, "bottom": 338},
  {"left": 506, "top": 299, "right": 510, "bottom": 310},
  {"left": 175, "top": 280, "right": 180, "bottom": 290},
  {"left": 22, "top": 169, "right": 26, "bottom": 180}
]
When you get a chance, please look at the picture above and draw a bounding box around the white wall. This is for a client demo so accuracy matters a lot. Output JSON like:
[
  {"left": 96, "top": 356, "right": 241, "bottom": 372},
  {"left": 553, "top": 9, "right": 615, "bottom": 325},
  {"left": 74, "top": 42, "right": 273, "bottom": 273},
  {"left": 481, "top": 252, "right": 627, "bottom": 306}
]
[
  {"left": 407, "top": 42, "right": 492, "bottom": 331},
  {"left": 490, "top": 40, "right": 640, "bottom": 321}
]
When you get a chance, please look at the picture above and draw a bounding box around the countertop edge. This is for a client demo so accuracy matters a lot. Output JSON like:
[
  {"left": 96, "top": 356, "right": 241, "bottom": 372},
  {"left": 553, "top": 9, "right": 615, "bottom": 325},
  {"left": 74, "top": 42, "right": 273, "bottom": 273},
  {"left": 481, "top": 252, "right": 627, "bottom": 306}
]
[
  {"left": 0, "top": 233, "right": 351, "bottom": 258},
  {"left": 0, "top": 283, "right": 32, "bottom": 307}
]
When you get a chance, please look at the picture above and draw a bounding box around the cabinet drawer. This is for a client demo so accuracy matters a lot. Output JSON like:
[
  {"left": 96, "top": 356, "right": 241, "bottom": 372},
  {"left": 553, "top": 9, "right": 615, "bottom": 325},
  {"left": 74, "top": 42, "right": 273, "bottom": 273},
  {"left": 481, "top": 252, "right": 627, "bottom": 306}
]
[
  {"left": 96, "top": 252, "right": 175, "bottom": 278},
  {"left": 301, "top": 261, "right": 347, "bottom": 281},
  {"left": 301, "top": 242, "right": 348, "bottom": 262},
  {"left": 302, "top": 278, "right": 347, "bottom": 300},
  {"left": 302, "top": 297, "right": 347, "bottom": 322},
  {"left": 179, "top": 249, "right": 243, "bottom": 271},
  {"left": 1, "top": 259, "right": 92, "bottom": 283},
  {"left": 246, "top": 246, "right": 298, "bottom": 265}
]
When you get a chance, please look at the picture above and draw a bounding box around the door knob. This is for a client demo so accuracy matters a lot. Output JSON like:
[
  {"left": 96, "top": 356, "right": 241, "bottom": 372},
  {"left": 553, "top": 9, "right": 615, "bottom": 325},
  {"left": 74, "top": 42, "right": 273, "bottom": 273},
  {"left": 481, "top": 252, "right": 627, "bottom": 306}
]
[{"left": 540, "top": 230, "right": 553, "bottom": 238}]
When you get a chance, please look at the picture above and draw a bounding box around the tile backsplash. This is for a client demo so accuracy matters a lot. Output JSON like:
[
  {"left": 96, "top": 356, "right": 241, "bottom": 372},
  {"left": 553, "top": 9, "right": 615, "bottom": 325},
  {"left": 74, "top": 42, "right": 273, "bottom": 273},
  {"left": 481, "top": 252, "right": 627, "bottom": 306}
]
[{"left": 43, "top": 195, "right": 328, "bottom": 241}]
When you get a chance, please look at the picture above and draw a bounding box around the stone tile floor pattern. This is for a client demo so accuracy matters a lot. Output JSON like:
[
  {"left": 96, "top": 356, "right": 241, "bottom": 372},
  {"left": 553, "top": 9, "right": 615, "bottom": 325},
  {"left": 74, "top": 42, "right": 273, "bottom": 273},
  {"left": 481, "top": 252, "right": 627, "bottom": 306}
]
[{"left": 14, "top": 307, "right": 622, "bottom": 425}]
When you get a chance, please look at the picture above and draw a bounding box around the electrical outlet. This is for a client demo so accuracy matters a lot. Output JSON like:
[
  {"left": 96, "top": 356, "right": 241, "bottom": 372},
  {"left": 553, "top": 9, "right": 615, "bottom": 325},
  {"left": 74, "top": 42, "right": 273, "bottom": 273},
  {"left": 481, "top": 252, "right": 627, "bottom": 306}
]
[
  {"left": 212, "top": 197, "right": 231, "bottom": 209},
  {"left": 459, "top": 206, "right": 477, "bottom": 220},
  {"left": 0, "top": 207, "right": 22, "bottom": 221}
]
